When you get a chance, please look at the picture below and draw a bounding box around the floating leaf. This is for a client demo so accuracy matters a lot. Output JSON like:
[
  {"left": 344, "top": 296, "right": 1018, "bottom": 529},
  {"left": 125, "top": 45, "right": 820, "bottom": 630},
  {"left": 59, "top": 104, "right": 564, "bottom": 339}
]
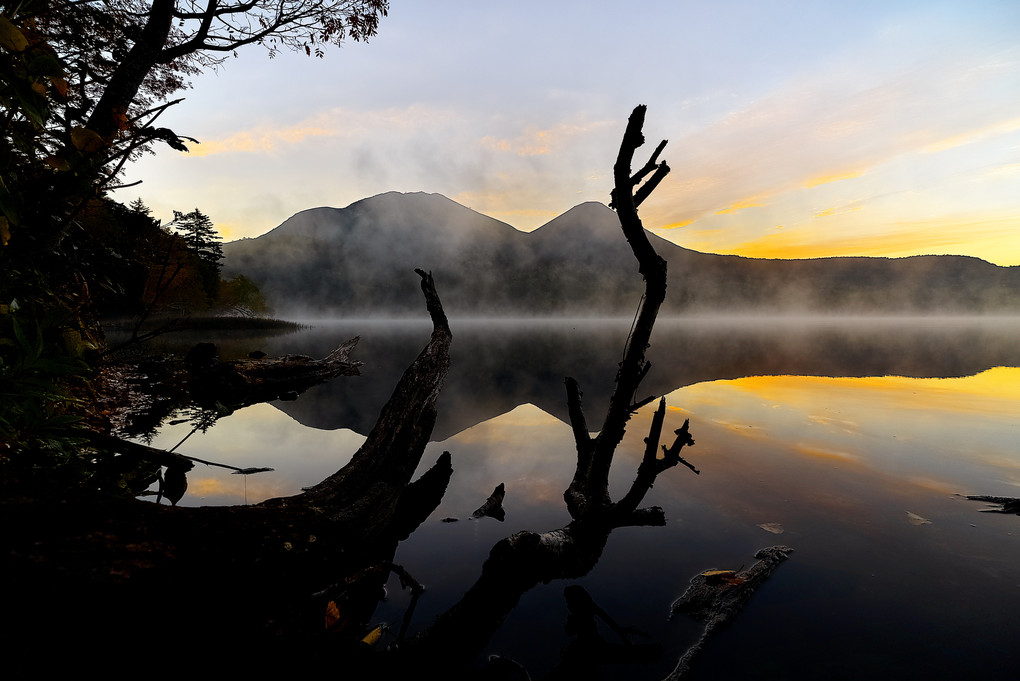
[
  {"left": 361, "top": 625, "right": 385, "bottom": 646},
  {"left": 700, "top": 569, "right": 737, "bottom": 578},
  {"left": 906, "top": 511, "right": 931, "bottom": 526},
  {"left": 758, "top": 522, "right": 785, "bottom": 534}
]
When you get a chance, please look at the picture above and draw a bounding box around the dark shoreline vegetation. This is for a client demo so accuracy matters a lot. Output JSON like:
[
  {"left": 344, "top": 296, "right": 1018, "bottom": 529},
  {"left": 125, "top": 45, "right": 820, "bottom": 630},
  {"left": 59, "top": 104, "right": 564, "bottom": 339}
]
[{"left": 105, "top": 314, "right": 304, "bottom": 332}]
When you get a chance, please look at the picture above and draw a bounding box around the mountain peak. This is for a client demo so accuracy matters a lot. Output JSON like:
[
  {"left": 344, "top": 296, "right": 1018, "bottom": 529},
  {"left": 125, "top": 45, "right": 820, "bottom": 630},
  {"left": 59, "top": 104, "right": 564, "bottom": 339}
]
[{"left": 223, "top": 192, "right": 1020, "bottom": 316}]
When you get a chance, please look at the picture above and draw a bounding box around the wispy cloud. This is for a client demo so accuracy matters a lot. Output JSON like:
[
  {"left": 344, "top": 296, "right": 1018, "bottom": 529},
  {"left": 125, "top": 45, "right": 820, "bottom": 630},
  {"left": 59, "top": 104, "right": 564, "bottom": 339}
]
[
  {"left": 480, "top": 120, "right": 613, "bottom": 157},
  {"left": 922, "top": 116, "right": 1020, "bottom": 154},
  {"left": 185, "top": 125, "right": 335, "bottom": 157},
  {"left": 643, "top": 48, "right": 1020, "bottom": 240},
  {"left": 804, "top": 170, "right": 864, "bottom": 188},
  {"left": 814, "top": 202, "right": 862, "bottom": 218},
  {"left": 714, "top": 196, "right": 768, "bottom": 215}
]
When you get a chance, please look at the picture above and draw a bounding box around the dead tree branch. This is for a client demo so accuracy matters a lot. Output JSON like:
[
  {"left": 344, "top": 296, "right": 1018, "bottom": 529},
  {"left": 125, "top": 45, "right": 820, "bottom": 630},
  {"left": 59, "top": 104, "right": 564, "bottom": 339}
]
[
  {"left": 402, "top": 106, "right": 697, "bottom": 675},
  {"left": 565, "top": 104, "right": 682, "bottom": 522},
  {"left": 282, "top": 269, "right": 453, "bottom": 546}
]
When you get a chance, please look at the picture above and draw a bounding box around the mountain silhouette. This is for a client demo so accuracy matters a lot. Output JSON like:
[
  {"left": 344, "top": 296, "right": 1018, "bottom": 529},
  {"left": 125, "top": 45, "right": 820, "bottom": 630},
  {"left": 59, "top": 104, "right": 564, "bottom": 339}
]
[{"left": 223, "top": 191, "right": 1020, "bottom": 316}]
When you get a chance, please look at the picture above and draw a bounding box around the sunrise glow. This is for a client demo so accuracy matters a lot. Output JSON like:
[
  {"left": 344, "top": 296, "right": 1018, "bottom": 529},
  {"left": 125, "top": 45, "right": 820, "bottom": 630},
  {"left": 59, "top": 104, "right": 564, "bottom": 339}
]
[{"left": 119, "top": 2, "right": 1020, "bottom": 266}]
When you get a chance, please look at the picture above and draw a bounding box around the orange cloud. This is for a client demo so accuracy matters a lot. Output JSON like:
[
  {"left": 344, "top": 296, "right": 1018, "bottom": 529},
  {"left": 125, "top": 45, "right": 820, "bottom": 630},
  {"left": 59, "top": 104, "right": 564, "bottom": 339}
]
[
  {"left": 714, "top": 197, "right": 767, "bottom": 215},
  {"left": 659, "top": 217, "right": 698, "bottom": 229},
  {"left": 923, "top": 116, "right": 1020, "bottom": 153},
  {"left": 814, "top": 203, "right": 862, "bottom": 218},
  {"left": 481, "top": 120, "right": 611, "bottom": 158},
  {"left": 803, "top": 170, "right": 864, "bottom": 188},
  {"left": 186, "top": 125, "right": 335, "bottom": 157}
]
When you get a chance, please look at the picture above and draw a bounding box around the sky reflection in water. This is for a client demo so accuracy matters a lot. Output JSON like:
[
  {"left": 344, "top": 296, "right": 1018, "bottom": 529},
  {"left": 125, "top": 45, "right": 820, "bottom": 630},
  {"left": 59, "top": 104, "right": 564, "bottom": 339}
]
[{"left": 142, "top": 363, "right": 1020, "bottom": 678}]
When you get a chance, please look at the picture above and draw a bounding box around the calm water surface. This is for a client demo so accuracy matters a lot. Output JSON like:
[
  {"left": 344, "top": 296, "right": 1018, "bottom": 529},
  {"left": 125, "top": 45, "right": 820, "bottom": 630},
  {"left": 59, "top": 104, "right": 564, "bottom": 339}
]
[{"left": 137, "top": 317, "right": 1020, "bottom": 679}]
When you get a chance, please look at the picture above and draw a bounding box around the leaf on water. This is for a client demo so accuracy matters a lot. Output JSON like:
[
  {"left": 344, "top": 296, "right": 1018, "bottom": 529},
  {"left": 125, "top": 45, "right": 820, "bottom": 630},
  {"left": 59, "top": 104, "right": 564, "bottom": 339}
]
[
  {"left": 758, "top": 522, "right": 784, "bottom": 534},
  {"left": 906, "top": 511, "right": 932, "bottom": 526}
]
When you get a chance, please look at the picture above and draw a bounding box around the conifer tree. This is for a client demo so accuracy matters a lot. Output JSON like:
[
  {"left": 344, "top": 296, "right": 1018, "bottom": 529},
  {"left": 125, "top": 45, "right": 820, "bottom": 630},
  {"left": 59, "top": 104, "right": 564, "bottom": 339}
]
[{"left": 170, "top": 208, "right": 223, "bottom": 300}]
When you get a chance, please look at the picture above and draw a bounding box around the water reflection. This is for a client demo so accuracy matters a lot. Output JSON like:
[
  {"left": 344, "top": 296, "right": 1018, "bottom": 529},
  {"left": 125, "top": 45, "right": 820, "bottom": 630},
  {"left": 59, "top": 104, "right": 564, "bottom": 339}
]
[
  {"left": 135, "top": 319, "right": 1020, "bottom": 678},
  {"left": 246, "top": 316, "right": 1020, "bottom": 439}
]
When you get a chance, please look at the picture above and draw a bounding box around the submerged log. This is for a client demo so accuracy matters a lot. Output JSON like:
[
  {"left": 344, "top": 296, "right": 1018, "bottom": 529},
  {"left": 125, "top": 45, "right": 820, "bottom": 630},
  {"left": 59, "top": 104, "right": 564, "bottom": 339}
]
[
  {"left": 186, "top": 335, "right": 362, "bottom": 408},
  {"left": 666, "top": 546, "right": 794, "bottom": 679},
  {"left": 965, "top": 495, "right": 1020, "bottom": 514}
]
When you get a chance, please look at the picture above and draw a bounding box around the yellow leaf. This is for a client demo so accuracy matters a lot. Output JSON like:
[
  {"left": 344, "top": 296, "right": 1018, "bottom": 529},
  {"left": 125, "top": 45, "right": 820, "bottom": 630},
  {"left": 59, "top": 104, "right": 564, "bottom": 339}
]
[
  {"left": 0, "top": 216, "right": 10, "bottom": 246},
  {"left": 44, "top": 155, "right": 71, "bottom": 171},
  {"left": 0, "top": 16, "right": 29, "bottom": 53},
  {"left": 361, "top": 625, "right": 384, "bottom": 646},
  {"left": 70, "top": 126, "right": 106, "bottom": 153}
]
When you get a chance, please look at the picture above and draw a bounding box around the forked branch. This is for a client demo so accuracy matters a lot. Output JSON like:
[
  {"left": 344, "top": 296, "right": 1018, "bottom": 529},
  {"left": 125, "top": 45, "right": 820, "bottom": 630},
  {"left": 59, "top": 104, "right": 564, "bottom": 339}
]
[{"left": 565, "top": 104, "right": 686, "bottom": 522}]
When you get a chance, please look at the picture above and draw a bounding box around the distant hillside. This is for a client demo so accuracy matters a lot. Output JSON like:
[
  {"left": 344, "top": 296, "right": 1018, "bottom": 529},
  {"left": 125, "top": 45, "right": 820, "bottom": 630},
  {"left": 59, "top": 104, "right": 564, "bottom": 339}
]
[{"left": 223, "top": 192, "right": 1020, "bottom": 316}]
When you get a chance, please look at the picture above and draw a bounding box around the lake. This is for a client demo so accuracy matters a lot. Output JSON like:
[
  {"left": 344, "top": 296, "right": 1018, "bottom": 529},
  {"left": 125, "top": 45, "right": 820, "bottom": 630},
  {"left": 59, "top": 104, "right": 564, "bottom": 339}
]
[{"left": 134, "top": 316, "right": 1020, "bottom": 679}]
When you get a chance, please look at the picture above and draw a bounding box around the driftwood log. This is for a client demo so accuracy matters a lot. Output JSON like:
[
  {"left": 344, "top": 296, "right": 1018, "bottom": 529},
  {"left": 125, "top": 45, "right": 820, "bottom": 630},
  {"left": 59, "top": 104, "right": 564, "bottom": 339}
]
[
  {"left": 97, "top": 334, "right": 362, "bottom": 439},
  {"left": 666, "top": 546, "right": 794, "bottom": 679},
  {"left": 184, "top": 334, "right": 362, "bottom": 408}
]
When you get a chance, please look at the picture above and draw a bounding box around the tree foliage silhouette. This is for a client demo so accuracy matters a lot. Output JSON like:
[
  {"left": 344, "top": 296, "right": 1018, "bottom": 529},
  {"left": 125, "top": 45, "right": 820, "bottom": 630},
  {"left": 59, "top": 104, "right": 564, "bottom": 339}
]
[{"left": 0, "top": 0, "right": 388, "bottom": 471}]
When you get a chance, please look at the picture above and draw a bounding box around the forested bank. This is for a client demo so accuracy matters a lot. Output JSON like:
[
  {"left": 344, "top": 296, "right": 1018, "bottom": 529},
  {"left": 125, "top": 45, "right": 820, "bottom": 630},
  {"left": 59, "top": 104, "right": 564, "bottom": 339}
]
[{"left": 1, "top": 0, "right": 386, "bottom": 485}]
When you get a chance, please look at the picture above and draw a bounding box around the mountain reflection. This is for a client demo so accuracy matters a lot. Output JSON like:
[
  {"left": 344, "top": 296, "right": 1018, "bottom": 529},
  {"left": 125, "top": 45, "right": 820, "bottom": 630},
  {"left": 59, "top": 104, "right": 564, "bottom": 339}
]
[
  {"left": 250, "top": 316, "right": 1020, "bottom": 439},
  {"left": 133, "top": 317, "right": 1020, "bottom": 679}
]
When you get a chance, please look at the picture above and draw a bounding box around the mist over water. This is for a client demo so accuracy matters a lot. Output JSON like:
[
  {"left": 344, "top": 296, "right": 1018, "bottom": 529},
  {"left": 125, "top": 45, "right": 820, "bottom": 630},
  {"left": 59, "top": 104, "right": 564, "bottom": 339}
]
[
  {"left": 223, "top": 193, "right": 1020, "bottom": 321},
  {"left": 167, "top": 314, "right": 1020, "bottom": 439}
]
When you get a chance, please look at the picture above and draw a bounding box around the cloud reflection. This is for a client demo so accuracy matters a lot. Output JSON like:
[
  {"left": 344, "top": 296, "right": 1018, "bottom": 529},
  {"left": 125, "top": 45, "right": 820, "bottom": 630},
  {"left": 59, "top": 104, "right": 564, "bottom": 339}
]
[{"left": 668, "top": 367, "right": 1020, "bottom": 493}]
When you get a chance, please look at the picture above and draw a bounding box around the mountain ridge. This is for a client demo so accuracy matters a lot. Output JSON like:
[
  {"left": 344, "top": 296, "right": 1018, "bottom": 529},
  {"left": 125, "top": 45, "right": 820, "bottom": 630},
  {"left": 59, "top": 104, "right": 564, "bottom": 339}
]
[{"left": 223, "top": 191, "right": 1020, "bottom": 316}]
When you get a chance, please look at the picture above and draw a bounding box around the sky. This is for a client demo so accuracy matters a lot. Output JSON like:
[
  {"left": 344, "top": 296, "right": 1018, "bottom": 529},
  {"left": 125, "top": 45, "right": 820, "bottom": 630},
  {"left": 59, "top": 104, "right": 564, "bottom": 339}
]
[{"left": 117, "top": 0, "right": 1020, "bottom": 265}]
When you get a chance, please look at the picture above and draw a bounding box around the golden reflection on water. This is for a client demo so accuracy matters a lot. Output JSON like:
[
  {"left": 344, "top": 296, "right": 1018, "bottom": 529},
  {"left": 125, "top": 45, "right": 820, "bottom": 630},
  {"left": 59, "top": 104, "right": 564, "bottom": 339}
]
[
  {"left": 145, "top": 368, "right": 1020, "bottom": 509},
  {"left": 665, "top": 367, "right": 1020, "bottom": 494},
  {"left": 143, "top": 403, "right": 367, "bottom": 506}
]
